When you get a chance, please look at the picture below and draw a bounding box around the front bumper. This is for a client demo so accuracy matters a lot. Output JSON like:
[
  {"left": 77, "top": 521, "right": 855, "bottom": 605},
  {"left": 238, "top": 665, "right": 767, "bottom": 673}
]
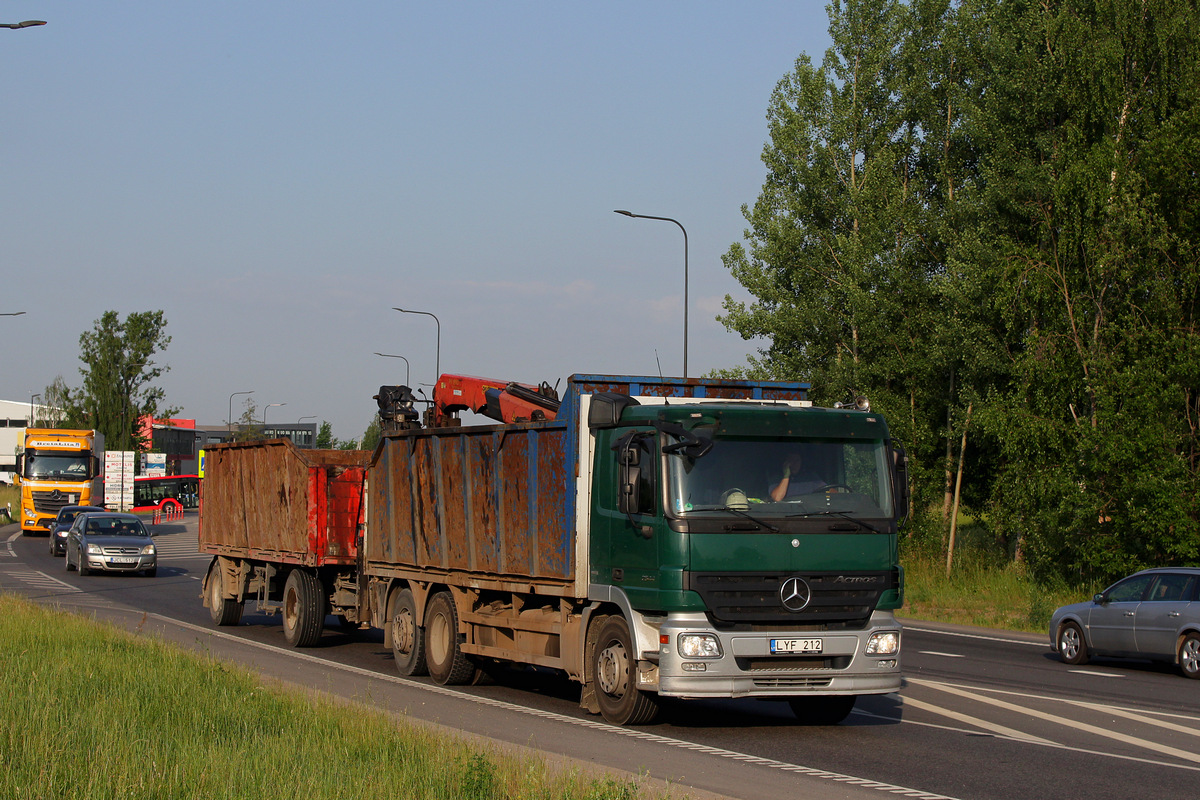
[
  {"left": 82, "top": 553, "right": 156, "bottom": 573},
  {"left": 652, "top": 610, "right": 902, "bottom": 698}
]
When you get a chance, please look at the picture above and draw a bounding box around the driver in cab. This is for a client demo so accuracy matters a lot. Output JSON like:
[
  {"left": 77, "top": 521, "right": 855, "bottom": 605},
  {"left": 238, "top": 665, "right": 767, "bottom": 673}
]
[{"left": 770, "top": 452, "right": 826, "bottom": 501}]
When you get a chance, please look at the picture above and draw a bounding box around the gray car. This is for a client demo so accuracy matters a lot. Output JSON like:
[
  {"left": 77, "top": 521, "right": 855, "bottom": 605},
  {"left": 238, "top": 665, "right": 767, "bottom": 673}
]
[
  {"left": 48, "top": 505, "right": 106, "bottom": 556},
  {"left": 64, "top": 512, "right": 157, "bottom": 577},
  {"left": 1049, "top": 567, "right": 1200, "bottom": 678}
]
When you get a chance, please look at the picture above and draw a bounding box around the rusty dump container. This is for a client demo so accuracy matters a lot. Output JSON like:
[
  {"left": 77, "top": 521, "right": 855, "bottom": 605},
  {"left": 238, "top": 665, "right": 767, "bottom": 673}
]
[
  {"left": 365, "top": 422, "right": 572, "bottom": 584},
  {"left": 199, "top": 439, "right": 369, "bottom": 566}
]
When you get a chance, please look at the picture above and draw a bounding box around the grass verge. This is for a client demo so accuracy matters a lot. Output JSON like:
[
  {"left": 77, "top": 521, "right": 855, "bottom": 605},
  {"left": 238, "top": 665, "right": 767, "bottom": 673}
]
[
  {"left": 0, "top": 594, "right": 665, "bottom": 800},
  {"left": 901, "top": 547, "right": 1094, "bottom": 634}
]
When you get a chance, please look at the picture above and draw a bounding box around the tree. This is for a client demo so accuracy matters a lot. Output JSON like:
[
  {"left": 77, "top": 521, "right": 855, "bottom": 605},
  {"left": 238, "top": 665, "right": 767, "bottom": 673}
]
[
  {"left": 719, "top": 0, "right": 962, "bottom": 527},
  {"left": 232, "top": 398, "right": 263, "bottom": 442},
  {"left": 315, "top": 421, "right": 334, "bottom": 449},
  {"left": 360, "top": 414, "right": 382, "bottom": 451},
  {"left": 964, "top": 0, "right": 1200, "bottom": 580},
  {"left": 57, "top": 311, "right": 177, "bottom": 451}
]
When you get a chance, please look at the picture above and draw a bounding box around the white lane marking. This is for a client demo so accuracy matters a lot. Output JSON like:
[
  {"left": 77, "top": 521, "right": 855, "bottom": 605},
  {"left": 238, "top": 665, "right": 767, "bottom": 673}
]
[
  {"left": 919, "top": 651, "right": 965, "bottom": 658},
  {"left": 901, "top": 694, "right": 1056, "bottom": 744},
  {"left": 855, "top": 708, "right": 1200, "bottom": 773},
  {"left": 149, "top": 612, "right": 962, "bottom": 800},
  {"left": 1068, "top": 669, "right": 1125, "bottom": 678},
  {"left": 902, "top": 624, "right": 1047, "bottom": 648},
  {"left": 910, "top": 677, "right": 1200, "bottom": 765},
  {"left": 1063, "top": 700, "right": 1200, "bottom": 740}
]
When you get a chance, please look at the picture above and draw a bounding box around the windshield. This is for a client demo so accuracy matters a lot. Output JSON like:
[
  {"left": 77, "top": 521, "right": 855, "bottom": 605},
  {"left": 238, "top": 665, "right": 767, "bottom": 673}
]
[
  {"left": 23, "top": 451, "right": 91, "bottom": 480},
  {"left": 86, "top": 518, "right": 149, "bottom": 537},
  {"left": 667, "top": 436, "right": 894, "bottom": 520}
]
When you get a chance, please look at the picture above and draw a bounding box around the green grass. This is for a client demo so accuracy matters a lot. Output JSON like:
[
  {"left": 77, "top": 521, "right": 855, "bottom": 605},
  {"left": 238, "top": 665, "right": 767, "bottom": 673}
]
[
  {"left": 0, "top": 594, "right": 667, "bottom": 800},
  {"left": 901, "top": 546, "right": 1096, "bottom": 634}
]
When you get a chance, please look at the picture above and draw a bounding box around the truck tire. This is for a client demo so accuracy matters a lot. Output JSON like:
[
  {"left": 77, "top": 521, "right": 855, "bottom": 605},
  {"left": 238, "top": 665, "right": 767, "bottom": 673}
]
[
  {"left": 788, "top": 695, "right": 856, "bottom": 725},
  {"left": 592, "top": 615, "right": 659, "bottom": 725},
  {"left": 389, "top": 587, "right": 427, "bottom": 676},
  {"left": 282, "top": 569, "right": 325, "bottom": 647},
  {"left": 424, "top": 592, "right": 476, "bottom": 685},
  {"left": 206, "top": 560, "right": 243, "bottom": 627}
]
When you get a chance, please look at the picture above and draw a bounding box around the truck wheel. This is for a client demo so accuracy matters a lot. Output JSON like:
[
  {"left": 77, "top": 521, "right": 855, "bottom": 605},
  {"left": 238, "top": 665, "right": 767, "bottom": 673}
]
[
  {"left": 282, "top": 569, "right": 325, "bottom": 647},
  {"left": 788, "top": 695, "right": 856, "bottom": 725},
  {"left": 592, "top": 615, "right": 659, "bottom": 725},
  {"left": 207, "top": 560, "right": 243, "bottom": 627},
  {"left": 390, "top": 587, "right": 428, "bottom": 676},
  {"left": 424, "top": 592, "right": 477, "bottom": 685}
]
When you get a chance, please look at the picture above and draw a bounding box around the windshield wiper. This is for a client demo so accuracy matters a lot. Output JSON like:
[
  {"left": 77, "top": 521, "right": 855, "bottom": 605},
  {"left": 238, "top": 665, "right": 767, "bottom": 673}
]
[
  {"left": 716, "top": 506, "right": 780, "bottom": 532},
  {"left": 784, "top": 509, "right": 885, "bottom": 533}
]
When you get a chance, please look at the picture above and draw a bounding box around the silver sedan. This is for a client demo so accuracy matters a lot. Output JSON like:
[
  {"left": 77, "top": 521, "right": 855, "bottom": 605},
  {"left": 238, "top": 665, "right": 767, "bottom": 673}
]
[
  {"left": 1049, "top": 567, "right": 1200, "bottom": 678},
  {"left": 64, "top": 512, "right": 157, "bottom": 577}
]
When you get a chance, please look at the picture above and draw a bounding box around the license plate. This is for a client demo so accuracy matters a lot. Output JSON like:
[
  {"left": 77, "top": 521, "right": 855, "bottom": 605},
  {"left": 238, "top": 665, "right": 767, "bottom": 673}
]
[
  {"left": 770, "top": 638, "right": 823, "bottom": 654},
  {"left": 109, "top": 557, "right": 137, "bottom": 565}
]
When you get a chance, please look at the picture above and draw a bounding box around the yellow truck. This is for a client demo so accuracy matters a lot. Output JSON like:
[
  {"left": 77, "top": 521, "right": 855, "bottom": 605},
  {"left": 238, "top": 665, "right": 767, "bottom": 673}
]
[{"left": 15, "top": 429, "right": 104, "bottom": 534}]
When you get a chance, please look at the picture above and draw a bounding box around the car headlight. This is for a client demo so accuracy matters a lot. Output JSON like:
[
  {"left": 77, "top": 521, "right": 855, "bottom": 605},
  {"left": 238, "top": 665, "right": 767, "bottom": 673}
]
[
  {"left": 865, "top": 631, "right": 900, "bottom": 655},
  {"left": 678, "top": 633, "right": 723, "bottom": 658},
  {"left": 140, "top": 544, "right": 156, "bottom": 555},
  {"left": 86, "top": 543, "right": 103, "bottom": 555}
]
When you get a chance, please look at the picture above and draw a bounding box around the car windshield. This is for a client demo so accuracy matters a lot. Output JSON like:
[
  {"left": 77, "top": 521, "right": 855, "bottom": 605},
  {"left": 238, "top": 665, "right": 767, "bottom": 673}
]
[
  {"left": 86, "top": 518, "right": 149, "bottom": 537},
  {"left": 666, "top": 435, "right": 894, "bottom": 520}
]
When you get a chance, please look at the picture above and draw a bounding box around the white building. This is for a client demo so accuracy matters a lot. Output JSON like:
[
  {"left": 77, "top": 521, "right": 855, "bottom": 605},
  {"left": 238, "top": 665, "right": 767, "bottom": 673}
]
[{"left": 0, "top": 398, "right": 55, "bottom": 483}]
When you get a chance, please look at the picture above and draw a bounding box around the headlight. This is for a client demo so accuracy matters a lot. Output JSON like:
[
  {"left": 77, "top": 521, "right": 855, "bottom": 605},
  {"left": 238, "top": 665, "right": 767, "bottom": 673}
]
[
  {"left": 140, "top": 544, "right": 156, "bottom": 555},
  {"left": 678, "top": 633, "right": 723, "bottom": 658},
  {"left": 865, "top": 631, "right": 900, "bottom": 655},
  {"left": 86, "top": 543, "right": 103, "bottom": 555}
]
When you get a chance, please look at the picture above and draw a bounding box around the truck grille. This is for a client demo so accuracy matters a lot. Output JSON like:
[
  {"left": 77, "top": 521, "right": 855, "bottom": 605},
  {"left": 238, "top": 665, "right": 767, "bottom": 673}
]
[
  {"left": 32, "top": 490, "right": 79, "bottom": 515},
  {"left": 685, "top": 570, "right": 895, "bottom": 627}
]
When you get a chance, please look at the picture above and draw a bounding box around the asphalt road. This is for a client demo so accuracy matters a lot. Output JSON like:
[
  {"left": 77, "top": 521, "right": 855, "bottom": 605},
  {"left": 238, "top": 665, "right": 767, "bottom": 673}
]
[{"left": 4, "top": 514, "right": 1199, "bottom": 800}]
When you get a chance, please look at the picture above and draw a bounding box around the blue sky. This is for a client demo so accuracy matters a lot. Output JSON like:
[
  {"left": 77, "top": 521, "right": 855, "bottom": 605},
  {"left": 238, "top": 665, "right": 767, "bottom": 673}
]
[{"left": 2, "top": 2, "right": 833, "bottom": 440}]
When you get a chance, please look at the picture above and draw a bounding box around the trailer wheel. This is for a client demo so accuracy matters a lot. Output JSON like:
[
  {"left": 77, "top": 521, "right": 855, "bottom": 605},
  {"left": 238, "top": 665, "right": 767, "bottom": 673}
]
[
  {"left": 282, "top": 569, "right": 325, "bottom": 647},
  {"left": 787, "top": 695, "right": 856, "bottom": 725},
  {"left": 424, "top": 592, "right": 477, "bottom": 685},
  {"left": 592, "top": 615, "right": 659, "bottom": 725},
  {"left": 389, "top": 587, "right": 428, "bottom": 677},
  {"left": 206, "top": 560, "right": 243, "bottom": 627}
]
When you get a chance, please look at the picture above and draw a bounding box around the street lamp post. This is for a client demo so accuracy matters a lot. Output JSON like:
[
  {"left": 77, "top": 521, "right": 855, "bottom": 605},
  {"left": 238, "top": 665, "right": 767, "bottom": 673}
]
[
  {"left": 392, "top": 308, "right": 440, "bottom": 385},
  {"left": 614, "top": 209, "right": 689, "bottom": 378},
  {"left": 1, "top": 311, "right": 27, "bottom": 316},
  {"left": 1, "top": 20, "right": 46, "bottom": 29},
  {"left": 297, "top": 415, "right": 317, "bottom": 424},
  {"left": 228, "top": 390, "right": 254, "bottom": 433},
  {"left": 374, "top": 352, "right": 411, "bottom": 386},
  {"left": 262, "top": 403, "right": 286, "bottom": 428}
]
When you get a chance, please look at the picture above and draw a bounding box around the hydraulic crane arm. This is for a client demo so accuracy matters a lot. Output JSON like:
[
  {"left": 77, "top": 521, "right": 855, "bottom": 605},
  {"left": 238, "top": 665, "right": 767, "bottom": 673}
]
[{"left": 432, "top": 374, "right": 560, "bottom": 426}]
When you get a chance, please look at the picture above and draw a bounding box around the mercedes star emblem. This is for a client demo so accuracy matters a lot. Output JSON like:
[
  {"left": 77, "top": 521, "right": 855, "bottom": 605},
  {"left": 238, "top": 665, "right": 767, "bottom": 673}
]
[{"left": 780, "top": 576, "right": 812, "bottom": 612}]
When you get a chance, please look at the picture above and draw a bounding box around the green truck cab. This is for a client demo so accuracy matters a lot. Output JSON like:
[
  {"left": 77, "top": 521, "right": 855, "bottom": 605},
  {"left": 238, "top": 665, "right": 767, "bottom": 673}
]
[{"left": 579, "top": 382, "right": 905, "bottom": 723}]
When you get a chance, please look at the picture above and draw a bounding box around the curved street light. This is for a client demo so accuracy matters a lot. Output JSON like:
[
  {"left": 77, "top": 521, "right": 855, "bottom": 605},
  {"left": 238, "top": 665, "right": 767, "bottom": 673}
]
[
  {"left": 374, "top": 352, "right": 411, "bottom": 386},
  {"left": 262, "top": 403, "right": 286, "bottom": 427},
  {"left": 392, "top": 308, "right": 440, "bottom": 385},
  {"left": 614, "top": 209, "right": 689, "bottom": 378},
  {"left": 228, "top": 390, "right": 254, "bottom": 432},
  {"left": 1, "top": 20, "right": 46, "bottom": 29}
]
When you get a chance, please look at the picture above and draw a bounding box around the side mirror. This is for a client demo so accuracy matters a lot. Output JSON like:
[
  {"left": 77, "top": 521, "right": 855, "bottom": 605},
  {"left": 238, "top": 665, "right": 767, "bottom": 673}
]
[
  {"left": 589, "top": 392, "right": 640, "bottom": 429},
  {"left": 91, "top": 455, "right": 101, "bottom": 479},
  {"left": 15, "top": 454, "right": 23, "bottom": 476},
  {"left": 1093, "top": 593, "right": 1106, "bottom": 604}
]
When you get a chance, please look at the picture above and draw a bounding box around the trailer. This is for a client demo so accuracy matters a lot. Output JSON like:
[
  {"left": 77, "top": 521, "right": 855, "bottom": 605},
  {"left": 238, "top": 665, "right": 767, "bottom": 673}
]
[{"left": 199, "top": 439, "right": 369, "bottom": 646}]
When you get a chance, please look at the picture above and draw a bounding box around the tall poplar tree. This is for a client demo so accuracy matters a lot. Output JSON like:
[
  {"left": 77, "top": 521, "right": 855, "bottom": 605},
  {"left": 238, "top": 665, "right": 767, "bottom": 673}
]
[{"left": 968, "top": 0, "right": 1200, "bottom": 579}]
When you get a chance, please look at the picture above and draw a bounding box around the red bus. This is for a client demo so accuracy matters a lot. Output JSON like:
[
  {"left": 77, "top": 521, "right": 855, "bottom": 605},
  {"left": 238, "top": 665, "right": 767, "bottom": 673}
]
[{"left": 132, "top": 474, "right": 201, "bottom": 512}]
